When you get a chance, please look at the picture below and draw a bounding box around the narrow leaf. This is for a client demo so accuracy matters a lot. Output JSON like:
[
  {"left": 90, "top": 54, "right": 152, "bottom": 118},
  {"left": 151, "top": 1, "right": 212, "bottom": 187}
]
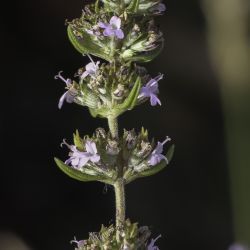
[
  {"left": 116, "top": 77, "right": 141, "bottom": 112},
  {"left": 54, "top": 157, "right": 104, "bottom": 182},
  {"left": 67, "top": 25, "right": 111, "bottom": 62}
]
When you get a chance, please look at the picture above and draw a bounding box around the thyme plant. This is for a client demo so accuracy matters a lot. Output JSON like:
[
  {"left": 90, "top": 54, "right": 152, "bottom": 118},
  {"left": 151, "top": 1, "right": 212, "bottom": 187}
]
[{"left": 54, "top": 0, "right": 174, "bottom": 249}]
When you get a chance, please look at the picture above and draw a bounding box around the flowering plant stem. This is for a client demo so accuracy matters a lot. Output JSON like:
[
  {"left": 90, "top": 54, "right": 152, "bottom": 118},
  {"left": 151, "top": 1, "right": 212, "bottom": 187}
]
[
  {"left": 54, "top": 1, "right": 172, "bottom": 247},
  {"left": 108, "top": 116, "right": 126, "bottom": 241},
  {"left": 114, "top": 178, "right": 126, "bottom": 242},
  {"left": 108, "top": 116, "right": 119, "bottom": 138}
]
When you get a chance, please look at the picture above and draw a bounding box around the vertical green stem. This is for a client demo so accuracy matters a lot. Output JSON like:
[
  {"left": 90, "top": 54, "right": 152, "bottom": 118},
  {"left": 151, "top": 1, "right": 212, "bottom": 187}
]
[
  {"left": 108, "top": 116, "right": 118, "bottom": 138},
  {"left": 114, "top": 178, "right": 126, "bottom": 242},
  {"left": 107, "top": 116, "right": 125, "bottom": 242}
]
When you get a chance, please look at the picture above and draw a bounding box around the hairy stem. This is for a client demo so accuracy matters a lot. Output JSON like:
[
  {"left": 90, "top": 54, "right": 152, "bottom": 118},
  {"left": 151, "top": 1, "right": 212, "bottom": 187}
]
[
  {"left": 107, "top": 116, "right": 125, "bottom": 242},
  {"left": 114, "top": 178, "right": 126, "bottom": 242},
  {"left": 108, "top": 116, "right": 118, "bottom": 138}
]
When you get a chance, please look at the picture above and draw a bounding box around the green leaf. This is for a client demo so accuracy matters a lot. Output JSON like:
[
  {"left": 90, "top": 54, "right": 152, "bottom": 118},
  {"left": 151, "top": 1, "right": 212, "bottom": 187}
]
[
  {"left": 80, "top": 84, "right": 99, "bottom": 109},
  {"left": 166, "top": 144, "right": 175, "bottom": 163},
  {"left": 67, "top": 25, "right": 111, "bottom": 62},
  {"left": 125, "top": 42, "right": 164, "bottom": 63},
  {"left": 127, "top": 0, "right": 140, "bottom": 13},
  {"left": 115, "top": 77, "right": 141, "bottom": 113},
  {"left": 54, "top": 157, "right": 105, "bottom": 182}
]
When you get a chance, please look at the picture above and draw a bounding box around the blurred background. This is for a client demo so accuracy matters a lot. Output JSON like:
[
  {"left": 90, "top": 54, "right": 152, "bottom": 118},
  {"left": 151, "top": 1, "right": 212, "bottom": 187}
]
[{"left": 1, "top": 0, "right": 249, "bottom": 249}]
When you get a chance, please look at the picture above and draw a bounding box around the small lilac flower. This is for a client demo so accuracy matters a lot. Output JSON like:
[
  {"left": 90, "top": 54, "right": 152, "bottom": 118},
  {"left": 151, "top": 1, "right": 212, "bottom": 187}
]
[
  {"left": 55, "top": 71, "right": 77, "bottom": 109},
  {"left": 228, "top": 243, "right": 250, "bottom": 250},
  {"left": 71, "top": 237, "right": 86, "bottom": 248},
  {"left": 62, "top": 140, "right": 100, "bottom": 168},
  {"left": 147, "top": 235, "right": 161, "bottom": 250},
  {"left": 81, "top": 54, "right": 100, "bottom": 79},
  {"left": 138, "top": 74, "right": 163, "bottom": 106},
  {"left": 98, "top": 16, "right": 124, "bottom": 39},
  {"left": 149, "top": 137, "right": 171, "bottom": 166}
]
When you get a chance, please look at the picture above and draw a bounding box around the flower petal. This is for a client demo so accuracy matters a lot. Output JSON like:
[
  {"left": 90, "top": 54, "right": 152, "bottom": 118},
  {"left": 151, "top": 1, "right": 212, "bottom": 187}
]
[
  {"left": 71, "top": 157, "right": 80, "bottom": 167},
  {"left": 90, "top": 154, "right": 100, "bottom": 163},
  {"left": 98, "top": 22, "right": 108, "bottom": 28},
  {"left": 79, "top": 156, "right": 90, "bottom": 167},
  {"left": 154, "top": 142, "right": 164, "bottom": 154},
  {"left": 58, "top": 91, "right": 68, "bottom": 109},
  {"left": 103, "top": 27, "right": 115, "bottom": 37},
  {"left": 110, "top": 16, "right": 121, "bottom": 28},
  {"left": 81, "top": 71, "right": 89, "bottom": 79},
  {"left": 115, "top": 29, "right": 124, "bottom": 39},
  {"left": 66, "top": 91, "right": 75, "bottom": 104},
  {"left": 150, "top": 94, "right": 161, "bottom": 106},
  {"left": 149, "top": 154, "right": 160, "bottom": 166}
]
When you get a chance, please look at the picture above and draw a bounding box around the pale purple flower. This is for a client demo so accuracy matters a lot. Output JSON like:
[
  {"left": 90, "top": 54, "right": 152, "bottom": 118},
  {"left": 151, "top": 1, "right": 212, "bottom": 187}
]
[
  {"left": 98, "top": 16, "right": 124, "bottom": 39},
  {"left": 81, "top": 54, "right": 100, "bottom": 79},
  {"left": 55, "top": 71, "right": 77, "bottom": 109},
  {"left": 138, "top": 74, "right": 163, "bottom": 106},
  {"left": 147, "top": 235, "right": 161, "bottom": 250},
  {"left": 71, "top": 237, "right": 86, "bottom": 248},
  {"left": 62, "top": 140, "right": 100, "bottom": 168},
  {"left": 149, "top": 137, "right": 171, "bottom": 166},
  {"left": 228, "top": 243, "right": 250, "bottom": 250}
]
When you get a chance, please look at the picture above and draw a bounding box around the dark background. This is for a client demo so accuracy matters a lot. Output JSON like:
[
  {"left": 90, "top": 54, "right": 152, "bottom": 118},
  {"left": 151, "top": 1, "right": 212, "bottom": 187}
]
[{"left": 1, "top": 0, "right": 233, "bottom": 249}]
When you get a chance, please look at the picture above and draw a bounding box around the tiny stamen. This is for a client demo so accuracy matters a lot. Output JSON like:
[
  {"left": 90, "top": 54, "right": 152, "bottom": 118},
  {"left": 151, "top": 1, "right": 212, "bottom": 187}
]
[
  {"left": 60, "top": 139, "right": 72, "bottom": 149},
  {"left": 162, "top": 136, "right": 171, "bottom": 145},
  {"left": 55, "top": 71, "right": 72, "bottom": 86},
  {"left": 87, "top": 54, "right": 95, "bottom": 64}
]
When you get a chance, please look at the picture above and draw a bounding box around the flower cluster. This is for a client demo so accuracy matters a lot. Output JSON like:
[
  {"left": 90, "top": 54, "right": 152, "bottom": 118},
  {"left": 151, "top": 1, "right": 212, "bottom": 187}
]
[
  {"left": 67, "top": 3, "right": 164, "bottom": 63},
  {"left": 70, "top": 219, "right": 161, "bottom": 250},
  {"left": 55, "top": 58, "right": 164, "bottom": 117},
  {"left": 55, "top": 128, "right": 173, "bottom": 184}
]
